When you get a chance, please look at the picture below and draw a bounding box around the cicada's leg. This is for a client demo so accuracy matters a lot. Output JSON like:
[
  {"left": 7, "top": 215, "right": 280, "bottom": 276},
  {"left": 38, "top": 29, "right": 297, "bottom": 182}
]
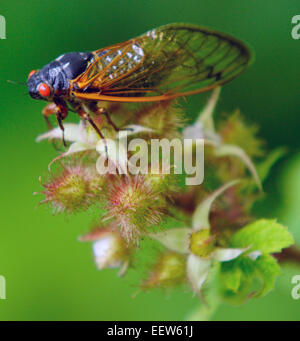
[
  {"left": 97, "top": 107, "right": 120, "bottom": 132},
  {"left": 71, "top": 103, "right": 109, "bottom": 157},
  {"left": 42, "top": 103, "right": 58, "bottom": 130},
  {"left": 53, "top": 99, "right": 69, "bottom": 147},
  {"left": 91, "top": 105, "right": 134, "bottom": 134},
  {"left": 56, "top": 113, "right": 66, "bottom": 146},
  {"left": 71, "top": 102, "right": 105, "bottom": 139},
  {"left": 82, "top": 111, "right": 105, "bottom": 139},
  {"left": 85, "top": 102, "right": 120, "bottom": 132},
  {"left": 42, "top": 103, "right": 67, "bottom": 150}
]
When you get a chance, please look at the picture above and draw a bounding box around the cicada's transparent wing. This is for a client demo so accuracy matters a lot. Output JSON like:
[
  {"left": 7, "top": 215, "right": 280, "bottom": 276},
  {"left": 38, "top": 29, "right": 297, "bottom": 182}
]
[
  {"left": 73, "top": 42, "right": 145, "bottom": 89},
  {"left": 72, "top": 23, "right": 253, "bottom": 102}
]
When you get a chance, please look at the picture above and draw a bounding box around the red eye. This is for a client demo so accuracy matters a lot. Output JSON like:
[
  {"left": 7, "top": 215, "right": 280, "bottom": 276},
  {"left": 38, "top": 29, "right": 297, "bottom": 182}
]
[
  {"left": 38, "top": 83, "right": 51, "bottom": 97},
  {"left": 28, "top": 70, "right": 36, "bottom": 80}
]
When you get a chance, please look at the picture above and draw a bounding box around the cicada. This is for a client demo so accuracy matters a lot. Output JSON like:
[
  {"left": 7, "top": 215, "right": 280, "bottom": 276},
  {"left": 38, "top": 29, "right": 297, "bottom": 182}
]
[{"left": 27, "top": 23, "right": 253, "bottom": 139}]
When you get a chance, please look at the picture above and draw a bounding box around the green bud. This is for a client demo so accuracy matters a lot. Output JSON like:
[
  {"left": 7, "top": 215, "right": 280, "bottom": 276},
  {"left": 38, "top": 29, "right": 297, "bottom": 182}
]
[{"left": 189, "top": 229, "right": 215, "bottom": 258}]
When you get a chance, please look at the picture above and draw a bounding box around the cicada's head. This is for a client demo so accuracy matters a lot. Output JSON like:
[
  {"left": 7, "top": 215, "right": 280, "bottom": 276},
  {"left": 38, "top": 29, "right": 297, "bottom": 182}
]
[
  {"left": 27, "top": 59, "right": 69, "bottom": 101},
  {"left": 27, "top": 69, "right": 54, "bottom": 101}
]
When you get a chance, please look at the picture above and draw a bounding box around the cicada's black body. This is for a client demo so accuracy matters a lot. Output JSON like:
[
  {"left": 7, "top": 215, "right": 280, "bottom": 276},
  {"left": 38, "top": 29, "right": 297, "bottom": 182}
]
[{"left": 27, "top": 52, "right": 94, "bottom": 100}]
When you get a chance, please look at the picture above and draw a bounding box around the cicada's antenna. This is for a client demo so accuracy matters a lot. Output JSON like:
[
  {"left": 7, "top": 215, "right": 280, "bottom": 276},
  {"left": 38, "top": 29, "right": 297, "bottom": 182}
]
[
  {"left": 7, "top": 80, "right": 28, "bottom": 95},
  {"left": 7, "top": 80, "right": 27, "bottom": 86}
]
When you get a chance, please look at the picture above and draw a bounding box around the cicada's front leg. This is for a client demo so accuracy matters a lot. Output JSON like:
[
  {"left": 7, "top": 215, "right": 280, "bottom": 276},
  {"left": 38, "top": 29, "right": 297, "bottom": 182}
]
[
  {"left": 42, "top": 100, "right": 69, "bottom": 146},
  {"left": 42, "top": 103, "right": 58, "bottom": 130}
]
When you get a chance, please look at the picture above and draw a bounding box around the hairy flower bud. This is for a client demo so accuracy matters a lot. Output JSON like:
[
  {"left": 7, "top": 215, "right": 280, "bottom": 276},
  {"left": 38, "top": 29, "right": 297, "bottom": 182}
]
[
  {"left": 105, "top": 176, "right": 167, "bottom": 243},
  {"left": 219, "top": 110, "right": 264, "bottom": 158},
  {"left": 39, "top": 164, "right": 104, "bottom": 213},
  {"left": 145, "top": 171, "right": 179, "bottom": 197},
  {"left": 141, "top": 251, "right": 186, "bottom": 290},
  {"left": 135, "top": 100, "right": 183, "bottom": 139}
]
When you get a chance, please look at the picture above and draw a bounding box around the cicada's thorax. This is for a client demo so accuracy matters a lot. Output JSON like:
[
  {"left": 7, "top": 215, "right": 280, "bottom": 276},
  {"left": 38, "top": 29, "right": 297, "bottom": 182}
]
[
  {"left": 54, "top": 52, "right": 95, "bottom": 91},
  {"left": 27, "top": 52, "right": 95, "bottom": 100}
]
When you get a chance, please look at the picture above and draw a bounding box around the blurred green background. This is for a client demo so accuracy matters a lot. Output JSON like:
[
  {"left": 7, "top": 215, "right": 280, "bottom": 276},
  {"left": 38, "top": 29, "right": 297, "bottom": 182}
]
[{"left": 0, "top": 0, "right": 299, "bottom": 320}]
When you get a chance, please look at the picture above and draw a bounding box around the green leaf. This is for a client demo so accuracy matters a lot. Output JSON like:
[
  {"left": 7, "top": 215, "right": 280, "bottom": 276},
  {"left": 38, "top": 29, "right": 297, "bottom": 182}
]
[
  {"left": 219, "top": 254, "right": 281, "bottom": 301},
  {"left": 230, "top": 219, "right": 294, "bottom": 253},
  {"left": 219, "top": 257, "right": 255, "bottom": 303},
  {"left": 253, "top": 254, "right": 280, "bottom": 297},
  {"left": 219, "top": 261, "right": 243, "bottom": 293}
]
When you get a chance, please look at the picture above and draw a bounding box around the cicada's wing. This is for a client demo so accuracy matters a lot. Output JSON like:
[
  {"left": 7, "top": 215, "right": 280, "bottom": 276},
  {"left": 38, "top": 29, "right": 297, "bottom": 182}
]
[{"left": 72, "top": 23, "right": 253, "bottom": 102}]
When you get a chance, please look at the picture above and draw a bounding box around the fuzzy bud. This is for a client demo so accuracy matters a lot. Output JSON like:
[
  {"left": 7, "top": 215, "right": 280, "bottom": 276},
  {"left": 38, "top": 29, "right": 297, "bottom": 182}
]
[
  {"left": 105, "top": 176, "right": 167, "bottom": 243},
  {"left": 189, "top": 229, "right": 216, "bottom": 258},
  {"left": 135, "top": 101, "right": 183, "bottom": 139},
  {"left": 141, "top": 251, "right": 186, "bottom": 290},
  {"left": 219, "top": 110, "right": 264, "bottom": 158},
  {"left": 145, "top": 171, "right": 179, "bottom": 196},
  {"left": 39, "top": 164, "right": 103, "bottom": 213}
]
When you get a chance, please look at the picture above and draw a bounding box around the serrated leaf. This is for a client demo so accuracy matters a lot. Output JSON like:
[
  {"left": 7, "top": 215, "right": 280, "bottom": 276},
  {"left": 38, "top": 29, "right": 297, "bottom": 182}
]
[{"left": 230, "top": 219, "right": 294, "bottom": 254}]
